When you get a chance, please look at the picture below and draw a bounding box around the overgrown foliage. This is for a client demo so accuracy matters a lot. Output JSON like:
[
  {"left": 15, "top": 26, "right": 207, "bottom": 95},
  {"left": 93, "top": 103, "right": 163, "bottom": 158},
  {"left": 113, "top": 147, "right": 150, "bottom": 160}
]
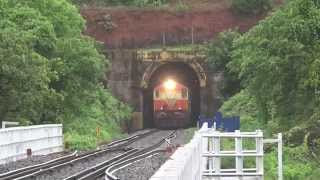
[
  {"left": 71, "top": 0, "right": 168, "bottom": 7},
  {"left": 206, "top": 30, "right": 241, "bottom": 98},
  {"left": 0, "top": 0, "right": 131, "bottom": 149},
  {"left": 208, "top": 0, "right": 320, "bottom": 178},
  {"left": 220, "top": 91, "right": 320, "bottom": 179},
  {"left": 230, "top": 0, "right": 320, "bottom": 131},
  {"left": 231, "top": 0, "right": 272, "bottom": 15}
]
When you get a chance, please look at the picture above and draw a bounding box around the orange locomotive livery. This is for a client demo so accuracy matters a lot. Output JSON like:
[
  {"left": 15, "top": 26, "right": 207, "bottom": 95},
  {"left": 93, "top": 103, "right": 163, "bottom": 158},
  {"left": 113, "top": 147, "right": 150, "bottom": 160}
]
[{"left": 153, "top": 79, "right": 191, "bottom": 129}]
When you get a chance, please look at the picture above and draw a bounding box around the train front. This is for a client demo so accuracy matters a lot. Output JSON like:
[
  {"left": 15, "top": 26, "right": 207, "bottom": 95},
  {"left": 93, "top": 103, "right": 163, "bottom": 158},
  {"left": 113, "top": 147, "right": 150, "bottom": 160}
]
[{"left": 153, "top": 79, "right": 191, "bottom": 129}]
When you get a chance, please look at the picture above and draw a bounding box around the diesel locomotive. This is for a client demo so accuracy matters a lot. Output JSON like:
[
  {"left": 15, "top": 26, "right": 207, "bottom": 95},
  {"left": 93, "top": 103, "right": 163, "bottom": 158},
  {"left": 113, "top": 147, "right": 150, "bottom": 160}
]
[{"left": 153, "top": 79, "right": 191, "bottom": 129}]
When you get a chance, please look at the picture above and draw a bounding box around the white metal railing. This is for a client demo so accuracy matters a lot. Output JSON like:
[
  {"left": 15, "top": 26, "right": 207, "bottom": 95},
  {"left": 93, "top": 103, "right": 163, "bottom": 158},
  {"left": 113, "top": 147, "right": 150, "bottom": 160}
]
[
  {"left": 150, "top": 123, "right": 283, "bottom": 180},
  {"left": 200, "top": 127, "right": 264, "bottom": 180}
]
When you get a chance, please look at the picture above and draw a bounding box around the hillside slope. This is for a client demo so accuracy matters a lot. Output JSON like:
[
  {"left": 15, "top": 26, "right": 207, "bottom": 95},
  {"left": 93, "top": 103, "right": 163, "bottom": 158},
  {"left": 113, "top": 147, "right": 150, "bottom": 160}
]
[{"left": 81, "top": 0, "right": 277, "bottom": 48}]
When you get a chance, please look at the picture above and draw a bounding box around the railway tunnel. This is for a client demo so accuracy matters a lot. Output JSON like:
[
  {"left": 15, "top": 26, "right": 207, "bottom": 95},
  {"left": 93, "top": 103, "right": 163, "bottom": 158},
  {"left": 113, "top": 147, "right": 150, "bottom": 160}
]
[
  {"left": 142, "top": 62, "right": 201, "bottom": 128},
  {"left": 106, "top": 50, "right": 223, "bottom": 130}
]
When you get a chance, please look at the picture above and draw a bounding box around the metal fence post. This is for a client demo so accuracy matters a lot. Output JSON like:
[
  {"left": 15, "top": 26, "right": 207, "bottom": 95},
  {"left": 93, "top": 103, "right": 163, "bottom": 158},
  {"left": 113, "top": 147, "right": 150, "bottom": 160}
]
[
  {"left": 278, "top": 133, "right": 283, "bottom": 180},
  {"left": 235, "top": 130, "right": 243, "bottom": 175},
  {"left": 213, "top": 135, "right": 221, "bottom": 178},
  {"left": 256, "top": 130, "right": 264, "bottom": 179}
]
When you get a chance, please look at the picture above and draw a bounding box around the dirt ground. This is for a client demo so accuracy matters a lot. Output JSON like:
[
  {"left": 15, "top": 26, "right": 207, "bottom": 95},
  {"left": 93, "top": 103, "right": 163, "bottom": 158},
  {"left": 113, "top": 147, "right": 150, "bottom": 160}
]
[{"left": 80, "top": 0, "right": 277, "bottom": 49}]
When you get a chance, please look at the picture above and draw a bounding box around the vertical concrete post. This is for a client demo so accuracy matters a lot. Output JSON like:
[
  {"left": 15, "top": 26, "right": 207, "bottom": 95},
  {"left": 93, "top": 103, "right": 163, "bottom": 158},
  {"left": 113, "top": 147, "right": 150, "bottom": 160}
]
[
  {"left": 162, "top": 32, "right": 166, "bottom": 47},
  {"left": 278, "top": 133, "right": 283, "bottom": 180},
  {"left": 235, "top": 130, "right": 243, "bottom": 175},
  {"left": 256, "top": 130, "right": 264, "bottom": 179},
  {"left": 200, "top": 123, "right": 208, "bottom": 177},
  {"left": 191, "top": 25, "right": 194, "bottom": 45},
  {"left": 213, "top": 135, "right": 220, "bottom": 176}
]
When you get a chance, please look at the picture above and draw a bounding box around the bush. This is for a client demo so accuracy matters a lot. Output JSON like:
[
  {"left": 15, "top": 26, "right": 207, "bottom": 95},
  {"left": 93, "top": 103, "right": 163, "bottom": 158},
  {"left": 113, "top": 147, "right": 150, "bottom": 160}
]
[
  {"left": 63, "top": 88, "right": 132, "bottom": 150},
  {"left": 206, "top": 30, "right": 241, "bottom": 98},
  {"left": 264, "top": 145, "right": 320, "bottom": 180},
  {"left": 232, "top": 0, "right": 272, "bottom": 15},
  {"left": 175, "top": 2, "right": 190, "bottom": 12},
  {"left": 220, "top": 90, "right": 262, "bottom": 131}
]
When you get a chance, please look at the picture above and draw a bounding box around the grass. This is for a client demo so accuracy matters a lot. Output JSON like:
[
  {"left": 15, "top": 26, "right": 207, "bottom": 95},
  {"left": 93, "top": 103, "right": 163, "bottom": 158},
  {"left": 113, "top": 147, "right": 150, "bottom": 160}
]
[{"left": 184, "top": 127, "right": 198, "bottom": 142}]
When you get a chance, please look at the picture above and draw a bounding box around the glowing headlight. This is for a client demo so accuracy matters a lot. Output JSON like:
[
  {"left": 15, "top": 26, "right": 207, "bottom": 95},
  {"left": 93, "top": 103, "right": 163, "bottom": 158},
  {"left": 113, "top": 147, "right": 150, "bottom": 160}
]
[{"left": 164, "top": 79, "right": 176, "bottom": 90}]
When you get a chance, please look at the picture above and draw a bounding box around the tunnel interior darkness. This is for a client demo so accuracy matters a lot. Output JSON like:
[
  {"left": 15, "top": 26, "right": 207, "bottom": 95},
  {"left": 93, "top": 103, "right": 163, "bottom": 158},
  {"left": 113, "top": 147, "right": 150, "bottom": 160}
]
[{"left": 143, "top": 62, "right": 200, "bottom": 128}]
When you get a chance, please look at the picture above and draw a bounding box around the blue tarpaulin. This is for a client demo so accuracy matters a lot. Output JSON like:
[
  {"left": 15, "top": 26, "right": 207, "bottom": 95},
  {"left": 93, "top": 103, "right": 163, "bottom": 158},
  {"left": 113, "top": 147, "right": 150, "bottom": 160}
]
[{"left": 198, "top": 112, "right": 240, "bottom": 132}]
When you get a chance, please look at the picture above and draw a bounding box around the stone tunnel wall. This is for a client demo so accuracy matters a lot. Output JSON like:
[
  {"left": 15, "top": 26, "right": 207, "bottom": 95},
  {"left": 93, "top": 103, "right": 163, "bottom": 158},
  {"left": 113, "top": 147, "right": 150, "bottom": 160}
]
[{"left": 105, "top": 50, "right": 224, "bottom": 130}]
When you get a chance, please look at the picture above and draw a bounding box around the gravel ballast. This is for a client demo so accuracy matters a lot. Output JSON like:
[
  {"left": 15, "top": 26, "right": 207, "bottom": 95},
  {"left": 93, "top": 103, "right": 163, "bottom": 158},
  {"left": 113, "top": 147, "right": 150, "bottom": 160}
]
[
  {"left": 0, "top": 152, "right": 70, "bottom": 174},
  {"left": 106, "top": 128, "right": 197, "bottom": 180},
  {"left": 112, "top": 152, "right": 169, "bottom": 180},
  {"left": 0, "top": 128, "right": 197, "bottom": 180}
]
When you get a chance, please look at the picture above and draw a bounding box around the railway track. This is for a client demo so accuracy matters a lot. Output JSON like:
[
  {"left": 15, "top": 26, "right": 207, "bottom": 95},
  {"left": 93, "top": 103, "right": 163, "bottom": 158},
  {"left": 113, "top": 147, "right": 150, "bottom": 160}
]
[
  {"left": 105, "top": 131, "right": 176, "bottom": 180},
  {"left": 63, "top": 130, "right": 177, "bottom": 180},
  {"left": 0, "top": 129, "right": 160, "bottom": 180}
]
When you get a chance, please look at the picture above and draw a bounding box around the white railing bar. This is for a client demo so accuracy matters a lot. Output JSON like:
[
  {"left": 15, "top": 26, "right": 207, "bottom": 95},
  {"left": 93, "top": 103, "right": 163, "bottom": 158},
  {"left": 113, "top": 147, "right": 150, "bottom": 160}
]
[
  {"left": 242, "top": 150, "right": 257, "bottom": 153},
  {"left": 204, "top": 168, "right": 258, "bottom": 172},
  {"left": 202, "top": 134, "right": 263, "bottom": 138},
  {"left": 202, "top": 153, "right": 263, "bottom": 157},
  {"left": 209, "top": 150, "right": 259, "bottom": 154},
  {"left": 203, "top": 173, "right": 263, "bottom": 176}
]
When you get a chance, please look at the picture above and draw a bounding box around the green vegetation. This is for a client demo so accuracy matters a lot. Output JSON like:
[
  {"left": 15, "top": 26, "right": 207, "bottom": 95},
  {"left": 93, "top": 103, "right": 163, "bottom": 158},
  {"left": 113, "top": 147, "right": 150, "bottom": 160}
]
[
  {"left": 175, "top": 1, "right": 190, "bottom": 12},
  {"left": 0, "top": 0, "right": 132, "bottom": 150},
  {"left": 72, "top": 0, "right": 168, "bottom": 7},
  {"left": 206, "top": 30, "right": 241, "bottom": 98},
  {"left": 231, "top": 0, "right": 272, "bottom": 15},
  {"left": 183, "top": 127, "right": 198, "bottom": 142},
  {"left": 207, "top": 0, "right": 320, "bottom": 178}
]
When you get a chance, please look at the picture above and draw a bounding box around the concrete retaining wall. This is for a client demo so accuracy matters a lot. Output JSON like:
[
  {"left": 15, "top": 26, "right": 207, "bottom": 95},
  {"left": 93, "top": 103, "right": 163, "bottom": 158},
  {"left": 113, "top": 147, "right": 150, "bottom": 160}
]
[
  {"left": 150, "top": 127, "right": 204, "bottom": 180},
  {"left": 0, "top": 124, "right": 63, "bottom": 164}
]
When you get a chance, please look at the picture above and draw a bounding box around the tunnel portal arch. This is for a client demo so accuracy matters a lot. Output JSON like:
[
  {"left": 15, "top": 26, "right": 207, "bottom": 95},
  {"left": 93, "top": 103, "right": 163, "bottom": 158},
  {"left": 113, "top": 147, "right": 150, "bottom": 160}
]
[
  {"left": 141, "top": 61, "right": 206, "bottom": 89},
  {"left": 142, "top": 62, "right": 205, "bottom": 128}
]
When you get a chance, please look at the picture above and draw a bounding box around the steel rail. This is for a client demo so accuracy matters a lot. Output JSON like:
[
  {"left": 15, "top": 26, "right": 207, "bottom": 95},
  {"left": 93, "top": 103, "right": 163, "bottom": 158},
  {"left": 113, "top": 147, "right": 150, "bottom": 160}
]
[
  {"left": 105, "top": 150, "right": 165, "bottom": 180},
  {"left": 106, "top": 129, "right": 158, "bottom": 147},
  {"left": 0, "top": 129, "right": 159, "bottom": 180},
  {"left": 0, "top": 151, "right": 77, "bottom": 180},
  {"left": 106, "top": 129, "right": 160, "bottom": 150},
  {"left": 63, "top": 149, "right": 139, "bottom": 180},
  {"left": 64, "top": 130, "right": 176, "bottom": 180},
  {"left": 104, "top": 130, "right": 177, "bottom": 180}
]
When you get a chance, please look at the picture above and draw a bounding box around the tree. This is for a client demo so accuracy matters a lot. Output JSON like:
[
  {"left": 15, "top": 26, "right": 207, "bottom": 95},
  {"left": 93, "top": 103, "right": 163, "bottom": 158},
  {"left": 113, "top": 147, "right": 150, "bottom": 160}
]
[
  {"left": 0, "top": 0, "right": 131, "bottom": 148},
  {"left": 206, "top": 30, "right": 241, "bottom": 98},
  {"left": 229, "top": 0, "right": 320, "bottom": 129},
  {"left": 231, "top": 0, "right": 272, "bottom": 15}
]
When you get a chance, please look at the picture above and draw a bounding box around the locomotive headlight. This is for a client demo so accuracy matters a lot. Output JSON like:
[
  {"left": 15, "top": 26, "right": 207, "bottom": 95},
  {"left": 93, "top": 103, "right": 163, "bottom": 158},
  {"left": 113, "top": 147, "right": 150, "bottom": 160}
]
[{"left": 164, "top": 79, "right": 176, "bottom": 90}]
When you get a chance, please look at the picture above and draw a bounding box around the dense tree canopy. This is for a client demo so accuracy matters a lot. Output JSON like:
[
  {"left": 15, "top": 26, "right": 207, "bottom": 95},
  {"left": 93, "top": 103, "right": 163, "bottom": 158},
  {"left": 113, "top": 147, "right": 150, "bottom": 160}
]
[
  {"left": 0, "top": 0, "right": 131, "bottom": 148},
  {"left": 229, "top": 0, "right": 320, "bottom": 129},
  {"left": 207, "top": 0, "right": 320, "bottom": 178},
  {"left": 206, "top": 30, "right": 241, "bottom": 98},
  {"left": 231, "top": 0, "right": 272, "bottom": 15}
]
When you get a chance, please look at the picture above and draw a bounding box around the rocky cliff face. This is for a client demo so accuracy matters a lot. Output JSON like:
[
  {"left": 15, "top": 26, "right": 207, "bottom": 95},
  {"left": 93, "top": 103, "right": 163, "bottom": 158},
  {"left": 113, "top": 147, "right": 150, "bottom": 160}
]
[{"left": 81, "top": 4, "right": 264, "bottom": 49}]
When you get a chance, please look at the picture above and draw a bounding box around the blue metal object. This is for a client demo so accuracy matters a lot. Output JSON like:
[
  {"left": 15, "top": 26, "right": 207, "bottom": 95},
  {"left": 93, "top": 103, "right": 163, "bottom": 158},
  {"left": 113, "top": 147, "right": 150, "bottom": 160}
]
[
  {"left": 198, "top": 112, "right": 240, "bottom": 132},
  {"left": 222, "top": 116, "right": 240, "bottom": 132},
  {"left": 198, "top": 115, "right": 214, "bottom": 128}
]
